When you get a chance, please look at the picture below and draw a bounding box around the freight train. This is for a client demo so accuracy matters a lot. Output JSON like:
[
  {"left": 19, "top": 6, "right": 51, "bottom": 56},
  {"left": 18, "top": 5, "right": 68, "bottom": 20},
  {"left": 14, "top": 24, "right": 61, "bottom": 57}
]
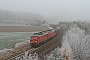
[{"left": 30, "top": 27, "right": 60, "bottom": 48}]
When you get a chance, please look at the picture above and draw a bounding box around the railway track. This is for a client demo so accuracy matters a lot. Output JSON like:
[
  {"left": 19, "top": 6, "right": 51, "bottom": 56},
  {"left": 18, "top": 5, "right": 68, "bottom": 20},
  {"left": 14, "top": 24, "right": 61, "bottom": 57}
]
[
  {"left": 6, "top": 29, "right": 66, "bottom": 60},
  {"left": 7, "top": 47, "right": 38, "bottom": 60}
]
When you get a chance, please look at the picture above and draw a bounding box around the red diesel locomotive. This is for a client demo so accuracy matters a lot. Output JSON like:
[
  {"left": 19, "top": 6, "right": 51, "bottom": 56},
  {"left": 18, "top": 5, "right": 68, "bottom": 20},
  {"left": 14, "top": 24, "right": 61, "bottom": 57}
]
[{"left": 30, "top": 27, "right": 60, "bottom": 48}]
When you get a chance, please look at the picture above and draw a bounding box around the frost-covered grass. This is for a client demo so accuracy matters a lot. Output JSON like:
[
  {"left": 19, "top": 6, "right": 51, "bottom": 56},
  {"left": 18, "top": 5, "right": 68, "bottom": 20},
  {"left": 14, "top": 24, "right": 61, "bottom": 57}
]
[
  {"left": 16, "top": 47, "right": 63, "bottom": 60},
  {"left": 43, "top": 47, "right": 63, "bottom": 60},
  {"left": 0, "top": 32, "right": 33, "bottom": 50},
  {"left": 16, "top": 51, "right": 39, "bottom": 60}
]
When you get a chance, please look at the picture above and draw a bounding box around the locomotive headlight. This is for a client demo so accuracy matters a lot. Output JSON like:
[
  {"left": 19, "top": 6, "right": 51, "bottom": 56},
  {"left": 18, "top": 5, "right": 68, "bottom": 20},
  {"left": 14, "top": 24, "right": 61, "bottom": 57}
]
[{"left": 35, "top": 41, "right": 38, "bottom": 42}]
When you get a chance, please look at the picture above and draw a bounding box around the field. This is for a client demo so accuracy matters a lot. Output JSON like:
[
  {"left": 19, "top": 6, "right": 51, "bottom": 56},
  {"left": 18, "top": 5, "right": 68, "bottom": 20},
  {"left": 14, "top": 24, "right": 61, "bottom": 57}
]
[
  {"left": 0, "top": 26, "right": 49, "bottom": 32},
  {"left": 0, "top": 32, "right": 34, "bottom": 50}
]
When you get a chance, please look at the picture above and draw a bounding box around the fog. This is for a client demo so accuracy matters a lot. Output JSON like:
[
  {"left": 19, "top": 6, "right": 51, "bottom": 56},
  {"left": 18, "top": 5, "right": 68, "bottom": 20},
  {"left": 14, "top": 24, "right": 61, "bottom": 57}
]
[{"left": 0, "top": 0, "right": 90, "bottom": 23}]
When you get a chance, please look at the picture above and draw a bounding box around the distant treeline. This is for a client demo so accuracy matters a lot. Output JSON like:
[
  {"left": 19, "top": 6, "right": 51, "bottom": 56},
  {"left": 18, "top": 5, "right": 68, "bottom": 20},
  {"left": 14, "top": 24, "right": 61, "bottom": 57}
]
[{"left": 0, "top": 9, "right": 43, "bottom": 25}]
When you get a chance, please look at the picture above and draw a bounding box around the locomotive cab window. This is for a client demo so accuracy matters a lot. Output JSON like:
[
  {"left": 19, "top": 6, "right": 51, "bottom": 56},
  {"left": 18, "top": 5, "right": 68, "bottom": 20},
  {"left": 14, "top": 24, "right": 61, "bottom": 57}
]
[
  {"left": 31, "top": 36, "right": 38, "bottom": 40},
  {"left": 33, "top": 36, "right": 38, "bottom": 40}
]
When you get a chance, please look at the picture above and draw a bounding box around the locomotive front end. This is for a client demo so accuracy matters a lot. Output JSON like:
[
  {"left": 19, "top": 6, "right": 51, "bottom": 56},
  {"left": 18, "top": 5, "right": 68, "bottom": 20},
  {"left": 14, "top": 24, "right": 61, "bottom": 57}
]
[{"left": 30, "top": 36, "right": 39, "bottom": 47}]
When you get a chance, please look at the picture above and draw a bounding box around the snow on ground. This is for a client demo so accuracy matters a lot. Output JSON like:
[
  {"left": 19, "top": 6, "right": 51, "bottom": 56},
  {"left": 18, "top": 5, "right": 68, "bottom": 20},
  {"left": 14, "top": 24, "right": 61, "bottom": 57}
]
[
  {"left": 16, "top": 51, "right": 39, "bottom": 60},
  {"left": 0, "top": 48, "right": 14, "bottom": 55}
]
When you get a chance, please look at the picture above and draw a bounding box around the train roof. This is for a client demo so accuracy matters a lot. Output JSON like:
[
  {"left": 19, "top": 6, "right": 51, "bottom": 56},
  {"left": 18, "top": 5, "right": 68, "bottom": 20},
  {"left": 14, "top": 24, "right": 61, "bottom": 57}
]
[
  {"left": 33, "top": 32, "right": 43, "bottom": 35},
  {"left": 32, "top": 32, "right": 47, "bottom": 36},
  {"left": 32, "top": 29, "right": 55, "bottom": 36}
]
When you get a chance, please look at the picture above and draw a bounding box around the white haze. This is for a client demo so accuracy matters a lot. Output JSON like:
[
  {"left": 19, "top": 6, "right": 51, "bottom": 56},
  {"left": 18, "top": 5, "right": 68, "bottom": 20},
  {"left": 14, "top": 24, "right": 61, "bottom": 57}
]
[{"left": 0, "top": 0, "right": 90, "bottom": 23}]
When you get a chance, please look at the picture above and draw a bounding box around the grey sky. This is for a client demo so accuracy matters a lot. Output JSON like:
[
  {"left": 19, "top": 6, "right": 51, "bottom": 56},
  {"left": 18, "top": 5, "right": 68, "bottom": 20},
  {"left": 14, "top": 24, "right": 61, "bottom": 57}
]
[{"left": 0, "top": 0, "right": 90, "bottom": 23}]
